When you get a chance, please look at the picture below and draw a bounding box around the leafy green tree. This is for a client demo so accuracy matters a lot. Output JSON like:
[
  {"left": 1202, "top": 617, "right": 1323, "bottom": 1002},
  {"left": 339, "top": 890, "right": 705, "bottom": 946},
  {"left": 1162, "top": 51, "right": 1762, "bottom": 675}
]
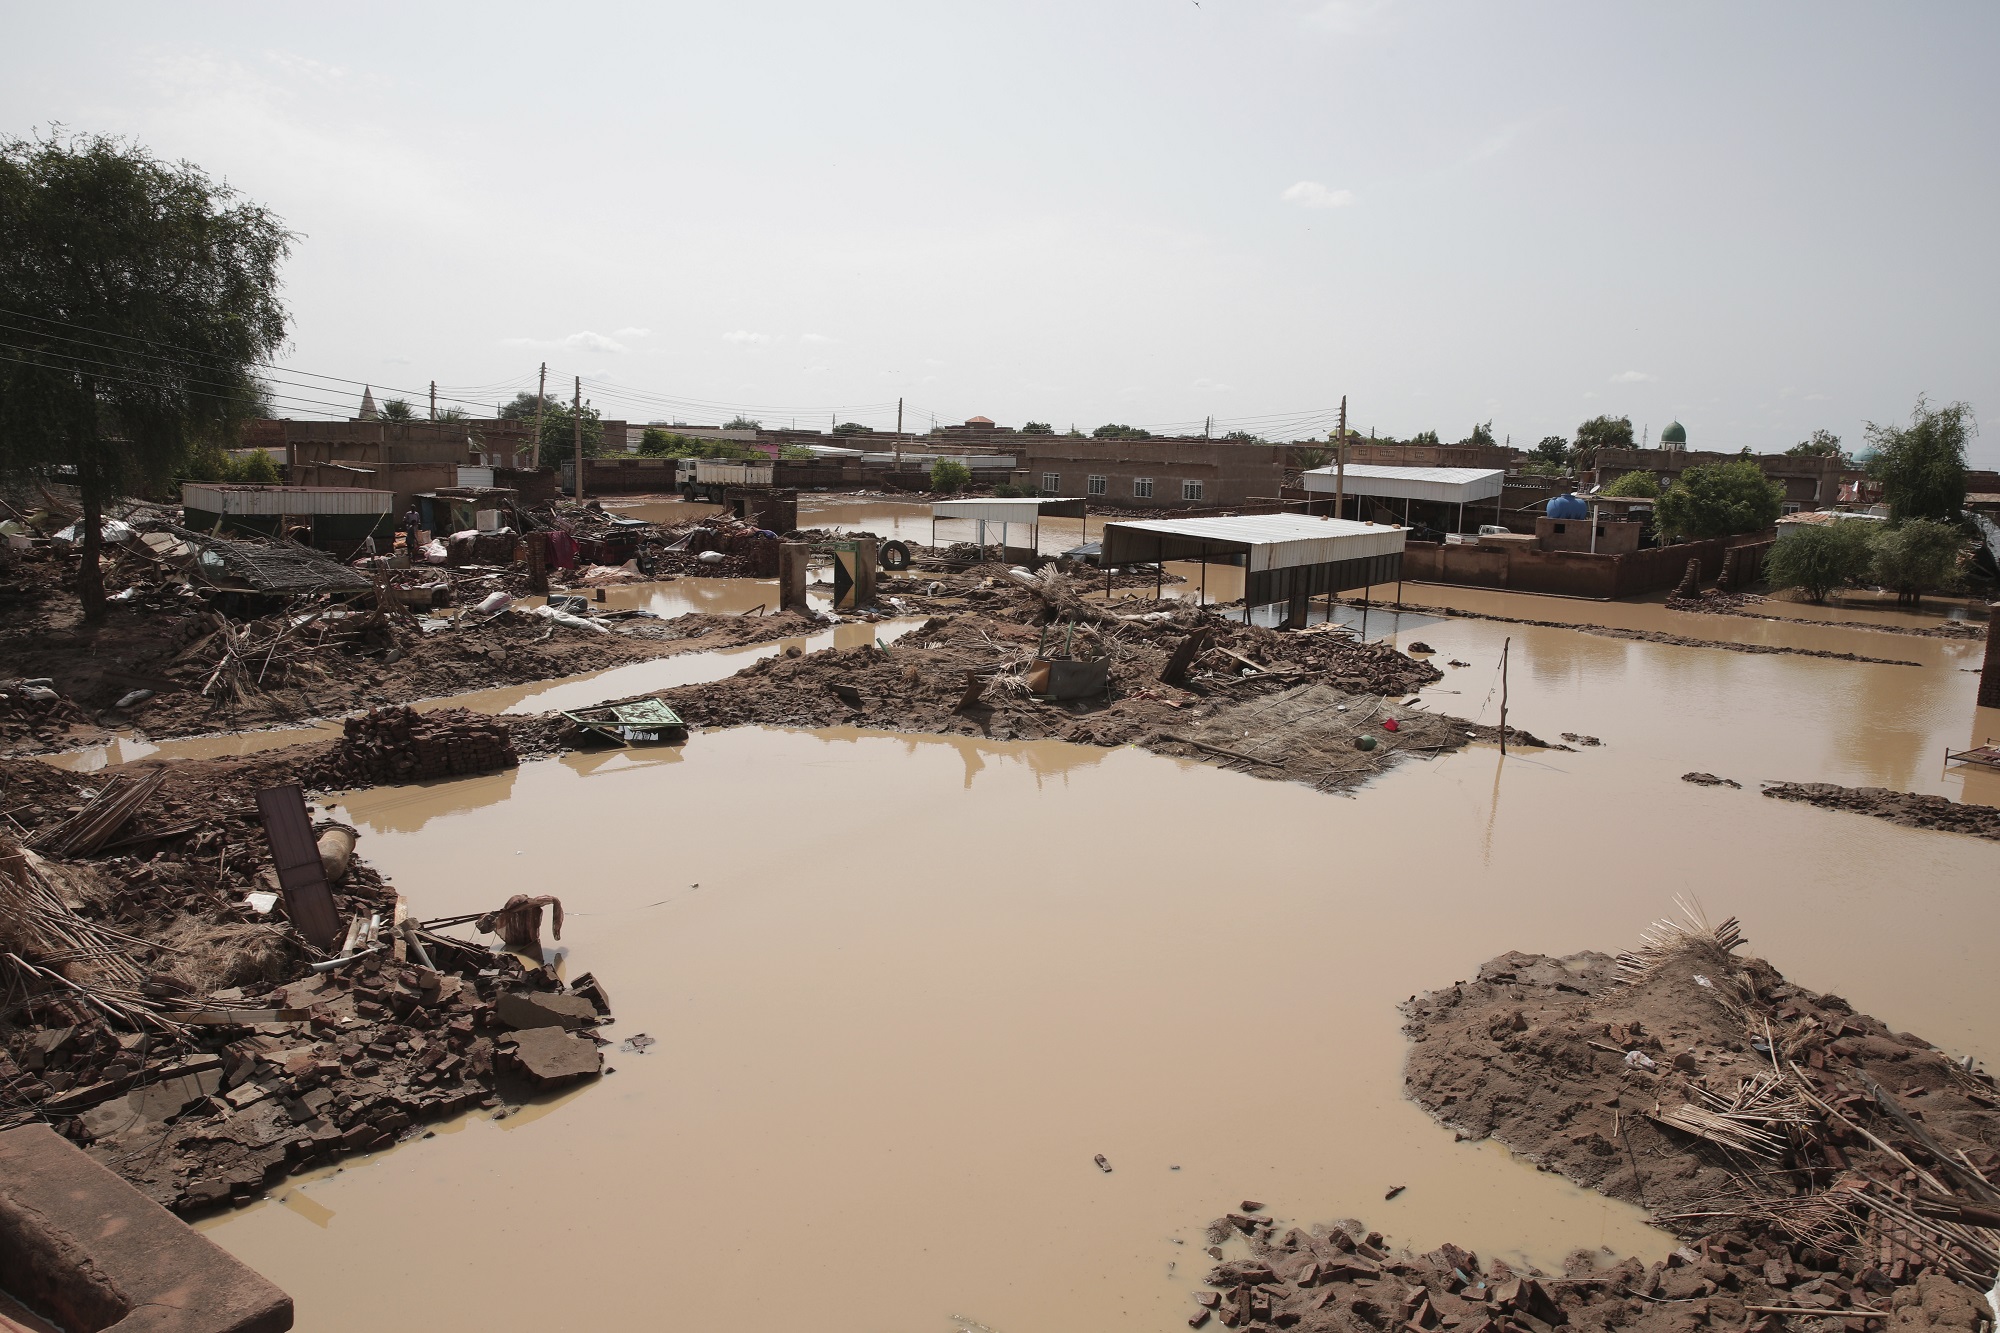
[
  {"left": 832, "top": 422, "right": 873, "bottom": 435},
  {"left": 1464, "top": 421, "right": 1495, "bottom": 448},
  {"left": 539, "top": 400, "right": 604, "bottom": 457},
  {"left": 777, "top": 444, "right": 815, "bottom": 460},
  {"left": 1221, "top": 429, "right": 1265, "bottom": 443},
  {"left": 1600, "top": 470, "right": 1659, "bottom": 498},
  {"left": 435, "top": 406, "right": 466, "bottom": 422},
  {"left": 1092, "top": 423, "right": 1153, "bottom": 440},
  {"left": 1530, "top": 436, "right": 1570, "bottom": 467},
  {"left": 499, "top": 390, "right": 559, "bottom": 420},
  {"left": 1653, "top": 459, "right": 1783, "bottom": 540},
  {"left": 0, "top": 130, "right": 291, "bottom": 622},
  {"left": 1765, "top": 522, "right": 1875, "bottom": 603},
  {"left": 930, "top": 458, "right": 971, "bottom": 493},
  {"left": 1020, "top": 421, "right": 1054, "bottom": 434},
  {"left": 226, "top": 449, "right": 281, "bottom": 484},
  {"left": 1407, "top": 429, "right": 1442, "bottom": 447},
  {"left": 1869, "top": 518, "right": 1964, "bottom": 606},
  {"left": 1573, "top": 415, "right": 1633, "bottom": 468},
  {"left": 1786, "top": 429, "right": 1846, "bottom": 461},
  {"left": 380, "top": 397, "right": 415, "bottom": 422},
  {"left": 724, "top": 415, "right": 761, "bottom": 430},
  {"left": 1865, "top": 397, "right": 1973, "bottom": 522}
]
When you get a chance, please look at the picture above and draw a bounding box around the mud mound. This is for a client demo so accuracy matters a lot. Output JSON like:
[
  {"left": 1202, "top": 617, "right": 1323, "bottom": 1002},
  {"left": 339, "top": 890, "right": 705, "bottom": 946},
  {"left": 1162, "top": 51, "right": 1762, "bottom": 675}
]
[{"left": 1763, "top": 782, "right": 2000, "bottom": 842}]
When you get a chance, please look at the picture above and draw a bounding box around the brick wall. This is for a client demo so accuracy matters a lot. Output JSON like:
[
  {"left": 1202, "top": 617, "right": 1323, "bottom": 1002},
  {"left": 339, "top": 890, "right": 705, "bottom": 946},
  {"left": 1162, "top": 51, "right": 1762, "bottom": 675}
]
[{"left": 1020, "top": 439, "right": 1284, "bottom": 508}]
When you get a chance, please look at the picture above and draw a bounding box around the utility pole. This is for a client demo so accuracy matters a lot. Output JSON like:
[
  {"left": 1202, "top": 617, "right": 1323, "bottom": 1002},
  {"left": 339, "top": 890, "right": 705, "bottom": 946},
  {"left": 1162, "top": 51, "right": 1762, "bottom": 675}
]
[
  {"left": 532, "top": 362, "right": 546, "bottom": 471},
  {"left": 429, "top": 381, "right": 436, "bottom": 420},
  {"left": 1334, "top": 395, "right": 1348, "bottom": 521},
  {"left": 895, "top": 397, "right": 904, "bottom": 475},
  {"left": 1499, "top": 637, "right": 1512, "bottom": 755},
  {"left": 572, "top": 375, "right": 584, "bottom": 503},
  {"left": 1205, "top": 415, "right": 1212, "bottom": 440}
]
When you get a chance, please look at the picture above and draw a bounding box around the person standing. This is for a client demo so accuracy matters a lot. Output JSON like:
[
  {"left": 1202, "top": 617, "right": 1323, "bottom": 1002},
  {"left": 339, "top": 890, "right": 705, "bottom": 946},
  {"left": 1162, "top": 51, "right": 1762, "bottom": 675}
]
[{"left": 401, "top": 504, "right": 422, "bottom": 557}]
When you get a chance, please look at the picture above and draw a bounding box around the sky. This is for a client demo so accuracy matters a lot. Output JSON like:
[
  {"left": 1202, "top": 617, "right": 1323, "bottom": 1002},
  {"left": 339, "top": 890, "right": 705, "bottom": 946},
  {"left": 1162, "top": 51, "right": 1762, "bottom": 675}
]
[{"left": 5, "top": 2, "right": 1996, "bottom": 464}]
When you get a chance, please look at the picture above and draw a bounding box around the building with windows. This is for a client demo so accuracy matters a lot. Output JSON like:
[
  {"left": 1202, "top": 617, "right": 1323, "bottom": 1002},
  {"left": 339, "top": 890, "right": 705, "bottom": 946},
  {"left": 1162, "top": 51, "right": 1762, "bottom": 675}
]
[{"left": 1016, "top": 438, "right": 1284, "bottom": 509}]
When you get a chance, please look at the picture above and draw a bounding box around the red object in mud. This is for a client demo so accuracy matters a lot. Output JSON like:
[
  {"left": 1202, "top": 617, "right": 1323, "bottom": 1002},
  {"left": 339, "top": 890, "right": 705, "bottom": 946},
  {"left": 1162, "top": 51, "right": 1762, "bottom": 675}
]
[{"left": 1383, "top": 718, "right": 1399, "bottom": 732}]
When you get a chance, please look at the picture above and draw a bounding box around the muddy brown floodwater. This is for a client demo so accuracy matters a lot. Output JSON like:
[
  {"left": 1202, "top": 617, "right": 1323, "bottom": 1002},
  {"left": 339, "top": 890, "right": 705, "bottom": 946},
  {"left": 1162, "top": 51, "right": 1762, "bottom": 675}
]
[{"left": 195, "top": 584, "right": 2000, "bottom": 1332}]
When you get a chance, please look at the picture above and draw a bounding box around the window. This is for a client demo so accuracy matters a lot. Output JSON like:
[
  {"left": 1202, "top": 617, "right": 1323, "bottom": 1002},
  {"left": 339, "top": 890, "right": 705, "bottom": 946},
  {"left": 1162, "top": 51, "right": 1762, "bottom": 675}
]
[
  {"left": 1552, "top": 523, "right": 1567, "bottom": 534},
  {"left": 1782, "top": 502, "right": 1802, "bottom": 514},
  {"left": 1133, "top": 477, "right": 1154, "bottom": 499},
  {"left": 1040, "top": 472, "right": 1060, "bottom": 493},
  {"left": 1087, "top": 474, "right": 1107, "bottom": 496},
  {"left": 1182, "top": 480, "right": 1204, "bottom": 502}
]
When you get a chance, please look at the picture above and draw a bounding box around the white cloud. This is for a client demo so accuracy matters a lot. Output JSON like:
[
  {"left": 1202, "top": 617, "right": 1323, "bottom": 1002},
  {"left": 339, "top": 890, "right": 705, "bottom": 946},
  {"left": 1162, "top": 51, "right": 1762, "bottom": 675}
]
[
  {"left": 1282, "top": 181, "right": 1355, "bottom": 211},
  {"left": 723, "top": 330, "right": 773, "bottom": 345},
  {"left": 1609, "top": 370, "right": 1656, "bottom": 384},
  {"left": 504, "top": 330, "right": 631, "bottom": 354}
]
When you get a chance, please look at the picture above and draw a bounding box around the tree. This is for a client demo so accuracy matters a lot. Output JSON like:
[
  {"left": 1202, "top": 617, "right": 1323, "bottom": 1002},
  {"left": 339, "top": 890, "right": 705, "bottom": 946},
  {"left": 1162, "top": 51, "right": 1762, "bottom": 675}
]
[
  {"left": 227, "top": 449, "right": 281, "bottom": 484},
  {"left": 930, "top": 458, "right": 971, "bottom": 493},
  {"left": 0, "top": 130, "right": 292, "bottom": 622},
  {"left": 1600, "top": 470, "right": 1659, "bottom": 498},
  {"left": 1021, "top": 421, "right": 1054, "bottom": 435},
  {"left": 832, "top": 422, "right": 873, "bottom": 435},
  {"left": 1765, "top": 521, "right": 1875, "bottom": 604},
  {"left": 724, "top": 415, "right": 761, "bottom": 430},
  {"left": 1573, "top": 415, "right": 1633, "bottom": 468},
  {"left": 499, "top": 390, "right": 560, "bottom": 420},
  {"left": 1530, "top": 436, "right": 1570, "bottom": 467},
  {"left": 1464, "top": 420, "right": 1495, "bottom": 448},
  {"left": 1653, "top": 459, "right": 1783, "bottom": 540},
  {"left": 1869, "top": 518, "right": 1964, "bottom": 606},
  {"left": 1092, "top": 423, "right": 1152, "bottom": 440},
  {"left": 1407, "top": 430, "right": 1442, "bottom": 447},
  {"left": 1221, "top": 429, "right": 1265, "bottom": 443},
  {"left": 537, "top": 400, "right": 603, "bottom": 458},
  {"left": 380, "top": 397, "right": 415, "bottom": 422},
  {"left": 1865, "top": 396, "right": 1973, "bottom": 522},
  {"left": 1786, "top": 429, "right": 1846, "bottom": 460},
  {"left": 435, "top": 406, "right": 466, "bottom": 422}
]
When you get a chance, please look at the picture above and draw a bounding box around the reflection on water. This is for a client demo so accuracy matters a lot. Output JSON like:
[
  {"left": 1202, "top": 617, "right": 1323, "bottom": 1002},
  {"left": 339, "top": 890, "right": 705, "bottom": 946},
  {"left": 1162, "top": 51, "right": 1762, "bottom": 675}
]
[{"left": 206, "top": 716, "right": 2000, "bottom": 1333}]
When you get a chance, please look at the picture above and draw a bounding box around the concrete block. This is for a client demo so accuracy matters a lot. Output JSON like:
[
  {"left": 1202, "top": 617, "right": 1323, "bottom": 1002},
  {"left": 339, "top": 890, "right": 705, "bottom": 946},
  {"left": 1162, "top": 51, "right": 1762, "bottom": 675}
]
[{"left": 0, "top": 1123, "right": 292, "bottom": 1332}]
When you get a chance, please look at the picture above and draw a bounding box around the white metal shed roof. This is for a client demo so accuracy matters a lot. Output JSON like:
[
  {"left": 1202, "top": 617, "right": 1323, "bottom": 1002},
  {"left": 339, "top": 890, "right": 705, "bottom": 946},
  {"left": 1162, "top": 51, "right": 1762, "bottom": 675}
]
[
  {"left": 1099, "top": 513, "right": 1406, "bottom": 571},
  {"left": 1300, "top": 463, "right": 1503, "bottom": 503},
  {"left": 932, "top": 497, "right": 1087, "bottom": 523}
]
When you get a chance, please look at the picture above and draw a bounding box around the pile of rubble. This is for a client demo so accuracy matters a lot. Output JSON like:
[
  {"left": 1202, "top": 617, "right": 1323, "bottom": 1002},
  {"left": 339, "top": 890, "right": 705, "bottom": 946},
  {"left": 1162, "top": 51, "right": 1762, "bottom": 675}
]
[
  {"left": 317, "top": 706, "right": 518, "bottom": 786},
  {"left": 0, "top": 754, "right": 613, "bottom": 1216},
  {"left": 1383, "top": 907, "right": 2000, "bottom": 1331}
]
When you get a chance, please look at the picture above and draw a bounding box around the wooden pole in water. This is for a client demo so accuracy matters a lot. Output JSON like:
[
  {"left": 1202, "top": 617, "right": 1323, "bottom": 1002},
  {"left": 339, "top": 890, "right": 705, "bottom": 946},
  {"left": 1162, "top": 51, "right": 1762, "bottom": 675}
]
[
  {"left": 1500, "top": 636, "right": 1511, "bottom": 755},
  {"left": 1979, "top": 604, "right": 2000, "bottom": 710}
]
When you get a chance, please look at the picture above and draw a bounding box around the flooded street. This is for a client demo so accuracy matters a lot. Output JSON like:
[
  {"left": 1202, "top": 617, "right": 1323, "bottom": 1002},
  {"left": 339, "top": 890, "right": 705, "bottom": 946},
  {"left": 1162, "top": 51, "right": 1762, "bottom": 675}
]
[{"left": 199, "top": 587, "right": 2000, "bottom": 1331}]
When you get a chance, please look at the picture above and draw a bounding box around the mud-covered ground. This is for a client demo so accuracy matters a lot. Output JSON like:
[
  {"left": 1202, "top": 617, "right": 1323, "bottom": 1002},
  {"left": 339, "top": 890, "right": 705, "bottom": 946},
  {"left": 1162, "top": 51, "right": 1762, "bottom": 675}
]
[
  {"left": 1185, "top": 920, "right": 2000, "bottom": 1332},
  {"left": 1762, "top": 782, "right": 2000, "bottom": 842},
  {"left": 1338, "top": 596, "right": 1926, "bottom": 667},
  {"left": 1666, "top": 591, "right": 1989, "bottom": 641}
]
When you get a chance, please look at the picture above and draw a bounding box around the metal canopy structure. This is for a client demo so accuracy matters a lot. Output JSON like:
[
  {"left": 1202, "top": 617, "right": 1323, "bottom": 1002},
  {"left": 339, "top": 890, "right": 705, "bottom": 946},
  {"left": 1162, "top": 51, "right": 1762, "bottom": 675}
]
[
  {"left": 1299, "top": 464, "right": 1503, "bottom": 503},
  {"left": 1300, "top": 463, "right": 1504, "bottom": 531},
  {"left": 1100, "top": 513, "right": 1407, "bottom": 622},
  {"left": 930, "top": 496, "right": 1088, "bottom": 554}
]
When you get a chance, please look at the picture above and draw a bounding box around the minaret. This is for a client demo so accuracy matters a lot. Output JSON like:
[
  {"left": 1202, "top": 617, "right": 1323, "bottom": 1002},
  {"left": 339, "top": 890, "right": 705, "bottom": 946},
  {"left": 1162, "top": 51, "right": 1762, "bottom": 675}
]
[{"left": 357, "top": 386, "right": 380, "bottom": 421}]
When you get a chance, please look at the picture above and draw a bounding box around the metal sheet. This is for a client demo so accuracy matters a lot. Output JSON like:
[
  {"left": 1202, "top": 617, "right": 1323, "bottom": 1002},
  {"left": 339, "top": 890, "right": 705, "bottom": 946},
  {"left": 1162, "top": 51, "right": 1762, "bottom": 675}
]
[
  {"left": 1298, "top": 464, "right": 1504, "bottom": 504},
  {"left": 931, "top": 497, "right": 1088, "bottom": 523},
  {"left": 1099, "top": 513, "right": 1406, "bottom": 572},
  {"left": 180, "top": 484, "right": 396, "bottom": 517},
  {"left": 253, "top": 785, "right": 343, "bottom": 952}
]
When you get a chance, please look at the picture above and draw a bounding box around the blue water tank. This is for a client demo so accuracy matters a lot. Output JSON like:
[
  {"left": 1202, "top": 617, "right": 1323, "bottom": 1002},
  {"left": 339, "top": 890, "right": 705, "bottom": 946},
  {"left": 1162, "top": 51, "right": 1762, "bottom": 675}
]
[{"left": 1547, "top": 493, "right": 1589, "bottom": 519}]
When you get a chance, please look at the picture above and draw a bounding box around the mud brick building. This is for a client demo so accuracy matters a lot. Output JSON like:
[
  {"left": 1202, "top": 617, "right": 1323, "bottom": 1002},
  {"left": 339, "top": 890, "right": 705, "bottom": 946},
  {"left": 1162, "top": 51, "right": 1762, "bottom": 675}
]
[{"left": 1016, "top": 438, "right": 1287, "bottom": 509}]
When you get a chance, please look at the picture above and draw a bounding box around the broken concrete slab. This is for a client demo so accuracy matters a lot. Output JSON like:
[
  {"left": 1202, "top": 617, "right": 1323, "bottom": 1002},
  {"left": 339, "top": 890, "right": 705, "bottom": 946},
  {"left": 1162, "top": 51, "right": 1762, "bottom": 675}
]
[
  {"left": 495, "top": 989, "right": 598, "bottom": 1031},
  {"left": 503, "top": 1026, "right": 603, "bottom": 1088},
  {"left": 0, "top": 1123, "right": 293, "bottom": 1332}
]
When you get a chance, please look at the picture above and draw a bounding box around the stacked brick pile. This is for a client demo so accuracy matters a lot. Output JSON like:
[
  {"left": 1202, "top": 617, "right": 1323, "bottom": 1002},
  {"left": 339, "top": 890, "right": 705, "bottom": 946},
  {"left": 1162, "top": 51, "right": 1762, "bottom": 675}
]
[{"left": 323, "top": 706, "right": 517, "bottom": 785}]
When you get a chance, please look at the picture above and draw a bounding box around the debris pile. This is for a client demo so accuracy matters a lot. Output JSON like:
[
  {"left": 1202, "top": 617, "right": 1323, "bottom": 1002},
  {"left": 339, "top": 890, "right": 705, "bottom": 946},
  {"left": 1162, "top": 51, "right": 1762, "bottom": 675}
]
[
  {"left": 1762, "top": 782, "right": 2000, "bottom": 842},
  {"left": 319, "top": 706, "right": 519, "bottom": 786},
  {"left": 0, "top": 755, "right": 612, "bottom": 1216},
  {"left": 1391, "top": 903, "right": 2000, "bottom": 1321}
]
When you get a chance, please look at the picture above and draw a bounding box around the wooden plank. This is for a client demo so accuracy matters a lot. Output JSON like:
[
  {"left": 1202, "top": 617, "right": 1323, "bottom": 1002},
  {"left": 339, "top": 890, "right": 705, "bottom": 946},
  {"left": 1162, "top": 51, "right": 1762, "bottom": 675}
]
[{"left": 253, "top": 785, "right": 343, "bottom": 953}]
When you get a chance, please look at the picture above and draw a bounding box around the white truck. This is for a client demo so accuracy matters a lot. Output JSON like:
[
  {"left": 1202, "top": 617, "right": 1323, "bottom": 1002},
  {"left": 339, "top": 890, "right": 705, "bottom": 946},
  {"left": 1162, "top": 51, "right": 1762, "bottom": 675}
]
[{"left": 679, "top": 458, "right": 774, "bottom": 501}]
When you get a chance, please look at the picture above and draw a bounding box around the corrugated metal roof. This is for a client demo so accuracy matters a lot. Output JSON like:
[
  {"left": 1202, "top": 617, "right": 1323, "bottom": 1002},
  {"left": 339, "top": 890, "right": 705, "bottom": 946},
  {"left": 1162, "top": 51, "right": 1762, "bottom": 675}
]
[
  {"left": 182, "top": 484, "right": 395, "bottom": 517},
  {"left": 932, "top": 497, "right": 1088, "bottom": 522},
  {"left": 1300, "top": 463, "right": 1504, "bottom": 503},
  {"left": 1100, "top": 513, "right": 1407, "bottom": 571}
]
